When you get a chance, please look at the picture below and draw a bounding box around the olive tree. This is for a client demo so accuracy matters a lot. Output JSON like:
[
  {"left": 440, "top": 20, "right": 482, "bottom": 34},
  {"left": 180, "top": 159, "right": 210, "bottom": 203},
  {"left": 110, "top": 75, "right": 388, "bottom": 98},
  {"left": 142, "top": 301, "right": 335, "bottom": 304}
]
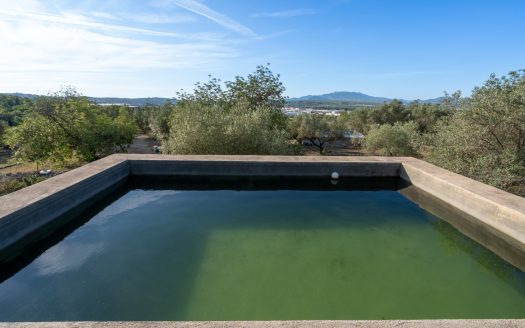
[
  {"left": 175, "top": 64, "right": 287, "bottom": 129},
  {"left": 164, "top": 102, "right": 295, "bottom": 155},
  {"left": 6, "top": 88, "right": 137, "bottom": 167},
  {"left": 0, "top": 121, "right": 7, "bottom": 148},
  {"left": 427, "top": 71, "right": 525, "bottom": 194},
  {"left": 148, "top": 103, "right": 174, "bottom": 142},
  {"left": 364, "top": 122, "right": 419, "bottom": 156},
  {"left": 163, "top": 65, "right": 294, "bottom": 155},
  {"left": 288, "top": 113, "right": 346, "bottom": 154},
  {"left": 5, "top": 113, "right": 71, "bottom": 169},
  {"left": 225, "top": 64, "right": 286, "bottom": 111}
]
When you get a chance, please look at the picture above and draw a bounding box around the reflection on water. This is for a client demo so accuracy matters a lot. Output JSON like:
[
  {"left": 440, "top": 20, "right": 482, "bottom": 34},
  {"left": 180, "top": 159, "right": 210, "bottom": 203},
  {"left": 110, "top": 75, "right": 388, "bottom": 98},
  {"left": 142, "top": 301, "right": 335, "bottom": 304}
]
[
  {"left": 0, "top": 184, "right": 524, "bottom": 321},
  {"left": 93, "top": 190, "right": 180, "bottom": 225},
  {"left": 34, "top": 242, "right": 104, "bottom": 276}
]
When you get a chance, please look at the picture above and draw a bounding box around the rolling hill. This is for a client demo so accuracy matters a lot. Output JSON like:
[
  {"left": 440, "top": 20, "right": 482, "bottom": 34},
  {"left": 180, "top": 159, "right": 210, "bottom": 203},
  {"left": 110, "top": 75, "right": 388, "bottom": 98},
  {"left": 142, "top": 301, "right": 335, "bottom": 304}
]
[
  {"left": 1, "top": 93, "right": 173, "bottom": 107},
  {"left": 289, "top": 91, "right": 442, "bottom": 104},
  {"left": 3, "top": 91, "right": 442, "bottom": 107}
]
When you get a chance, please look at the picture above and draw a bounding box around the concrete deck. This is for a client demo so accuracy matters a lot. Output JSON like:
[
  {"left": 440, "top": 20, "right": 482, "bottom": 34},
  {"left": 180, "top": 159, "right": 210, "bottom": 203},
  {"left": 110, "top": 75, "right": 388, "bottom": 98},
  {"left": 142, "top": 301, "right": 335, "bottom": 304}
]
[
  {"left": 0, "top": 155, "right": 524, "bottom": 326},
  {"left": 0, "top": 155, "right": 129, "bottom": 253},
  {"left": 126, "top": 154, "right": 402, "bottom": 177},
  {"left": 400, "top": 157, "right": 525, "bottom": 270},
  {"left": 1, "top": 320, "right": 525, "bottom": 328}
]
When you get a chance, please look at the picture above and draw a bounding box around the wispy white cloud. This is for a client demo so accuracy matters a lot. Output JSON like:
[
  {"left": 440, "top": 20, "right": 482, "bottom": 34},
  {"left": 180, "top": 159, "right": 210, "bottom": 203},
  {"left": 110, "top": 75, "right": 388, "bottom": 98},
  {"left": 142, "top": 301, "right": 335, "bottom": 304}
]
[
  {"left": 0, "top": 0, "right": 239, "bottom": 96},
  {"left": 88, "top": 10, "right": 198, "bottom": 25},
  {"left": 254, "top": 29, "right": 300, "bottom": 41},
  {"left": 90, "top": 11, "right": 119, "bottom": 20},
  {"left": 0, "top": 0, "right": 44, "bottom": 13},
  {"left": 0, "top": 8, "right": 207, "bottom": 39},
  {"left": 169, "top": 0, "right": 256, "bottom": 36},
  {"left": 125, "top": 12, "right": 198, "bottom": 25},
  {"left": 0, "top": 0, "right": 255, "bottom": 97},
  {"left": 0, "top": 19, "right": 236, "bottom": 73},
  {"left": 252, "top": 9, "right": 316, "bottom": 18}
]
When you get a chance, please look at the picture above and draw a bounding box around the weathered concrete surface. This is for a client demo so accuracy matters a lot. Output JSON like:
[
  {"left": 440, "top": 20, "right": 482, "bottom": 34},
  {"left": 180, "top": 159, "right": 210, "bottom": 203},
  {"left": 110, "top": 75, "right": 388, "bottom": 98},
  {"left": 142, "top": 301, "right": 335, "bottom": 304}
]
[
  {"left": 1, "top": 155, "right": 525, "bottom": 327},
  {"left": 400, "top": 185, "right": 525, "bottom": 272},
  {"left": 126, "top": 154, "right": 402, "bottom": 177},
  {"left": 0, "top": 155, "right": 129, "bottom": 252},
  {"left": 1, "top": 320, "right": 524, "bottom": 328},
  {"left": 1, "top": 154, "right": 524, "bottom": 265},
  {"left": 399, "top": 157, "right": 525, "bottom": 261}
]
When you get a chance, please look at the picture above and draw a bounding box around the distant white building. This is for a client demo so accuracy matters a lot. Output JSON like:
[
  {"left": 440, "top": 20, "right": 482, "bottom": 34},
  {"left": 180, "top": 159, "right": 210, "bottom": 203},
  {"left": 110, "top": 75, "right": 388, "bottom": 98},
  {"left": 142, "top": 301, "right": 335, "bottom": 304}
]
[{"left": 282, "top": 107, "right": 344, "bottom": 117}]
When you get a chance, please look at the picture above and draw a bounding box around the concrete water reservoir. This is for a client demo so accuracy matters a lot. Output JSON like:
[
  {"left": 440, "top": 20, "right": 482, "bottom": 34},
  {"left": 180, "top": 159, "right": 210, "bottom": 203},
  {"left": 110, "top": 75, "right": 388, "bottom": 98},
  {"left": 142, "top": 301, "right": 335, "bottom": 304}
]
[{"left": 0, "top": 155, "right": 524, "bottom": 327}]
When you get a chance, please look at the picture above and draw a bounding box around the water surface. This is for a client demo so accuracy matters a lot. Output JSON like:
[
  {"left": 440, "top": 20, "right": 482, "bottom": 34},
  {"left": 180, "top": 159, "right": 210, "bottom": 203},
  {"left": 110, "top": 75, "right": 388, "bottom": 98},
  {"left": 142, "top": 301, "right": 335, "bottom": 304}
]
[{"left": 1, "top": 183, "right": 524, "bottom": 320}]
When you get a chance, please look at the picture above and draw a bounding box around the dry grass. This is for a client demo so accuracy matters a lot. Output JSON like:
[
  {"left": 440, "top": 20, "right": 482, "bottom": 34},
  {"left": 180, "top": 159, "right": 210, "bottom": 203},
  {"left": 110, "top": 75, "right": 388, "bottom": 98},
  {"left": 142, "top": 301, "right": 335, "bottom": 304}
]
[{"left": 0, "top": 155, "right": 82, "bottom": 196}]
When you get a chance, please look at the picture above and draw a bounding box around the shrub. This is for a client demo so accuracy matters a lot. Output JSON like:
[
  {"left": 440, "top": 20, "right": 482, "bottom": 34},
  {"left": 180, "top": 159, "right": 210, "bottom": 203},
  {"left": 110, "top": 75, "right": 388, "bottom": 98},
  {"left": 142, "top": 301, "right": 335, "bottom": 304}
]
[
  {"left": 164, "top": 102, "right": 297, "bottom": 155},
  {"left": 365, "top": 122, "right": 419, "bottom": 156},
  {"left": 5, "top": 88, "right": 137, "bottom": 166},
  {"left": 288, "top": 114, "right": 346, "bottom": 154},
  {"left": 426, "top": 71, "right": 525, "bottom": 193}
]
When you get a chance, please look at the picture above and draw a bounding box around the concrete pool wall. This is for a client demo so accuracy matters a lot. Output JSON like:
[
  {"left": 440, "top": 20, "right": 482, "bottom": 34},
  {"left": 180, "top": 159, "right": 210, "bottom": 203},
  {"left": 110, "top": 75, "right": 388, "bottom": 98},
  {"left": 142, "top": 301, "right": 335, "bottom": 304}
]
[
  {"left": 1, "top": 154, "right": 525, "bottom": 327},
  {"left": 1, "top": 320, "right": 525, "bottom": 328}
]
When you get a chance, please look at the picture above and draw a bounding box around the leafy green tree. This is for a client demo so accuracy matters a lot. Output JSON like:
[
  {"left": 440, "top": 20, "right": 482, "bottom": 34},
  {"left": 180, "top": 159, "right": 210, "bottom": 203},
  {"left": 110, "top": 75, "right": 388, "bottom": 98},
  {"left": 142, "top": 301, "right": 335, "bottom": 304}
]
[
  {"left": 369, "top": 99, "right": 408, "bottom": 125},
  {"left": 365, "top": 122, "right": 419, "bottom": 156},
  {"left": 441, "top": 90, "right": 463, "bottom": 111},
  {"left": 288, "top": 114, "right": 346, "bottom": 154},
  {"left": 175, "top": 64, "right": 287, "bottom": 129},
  {"left": 164, "top": 102, "right": 296, "bottom": 155},
  {"left": 406, "top": 101, "right": 453, "bottom": 133},
  {"left": 5, "top": 113, "right": 72, "bottom": 169},
  {"left": 177, "top": 76, "right": 228, "bottom": 108},
  {"left": 347, "top": 108, "right": 372, "bottom": 134},
  {"left": 148, "top": 103, "right": 174, "bottom": 142},
  {"left": 177, "top": 64, "right": 285, "bottom": 111},
  {"left": 427, "top": 71, "right": 525, "bottom": 194},
  {"left": 0, "top": 121, "right": 8, "bottom": 148},
  {"left": 113, "top": 108, "right": 139, "bottom": 151},
  {"left": 6, "top": 88, "right": 137, "bottom": 166},
  {"left": 346, "top": 99, "right": 453, "bottom": 136},
  {"left": 0, "top": 95, "right": 33, "bottom": 126},
  {"left": 163, "top": 65, "right": 292, "bottom": 155},
  {"left": 225, "top": 64, "right": 286, "bottom": 111},
  {"left": 128, "top": 103, "right": 164, "bottom": 134}
]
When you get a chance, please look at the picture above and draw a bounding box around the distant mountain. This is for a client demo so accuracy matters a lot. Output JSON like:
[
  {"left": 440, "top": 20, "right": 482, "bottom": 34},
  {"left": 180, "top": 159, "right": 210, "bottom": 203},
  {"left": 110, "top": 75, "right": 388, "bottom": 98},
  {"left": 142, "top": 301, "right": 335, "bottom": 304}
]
[
  {"left": 1, "top": 93, "right": 173, "bottom": 107},
  {"left": 289, "top": 91, "right": 442, "bottom": 105},
  {"left": 291, "top": 91, "right": 392, "bottom": 103},
  {"left": 413, "top": 97, "right": 444, "bottom": 105},
  {"left": 3, "top": 92, "right": 40, "bottom": 100},
  {"left": 3, "top": 91, "right": 442, "bottom": 107}
]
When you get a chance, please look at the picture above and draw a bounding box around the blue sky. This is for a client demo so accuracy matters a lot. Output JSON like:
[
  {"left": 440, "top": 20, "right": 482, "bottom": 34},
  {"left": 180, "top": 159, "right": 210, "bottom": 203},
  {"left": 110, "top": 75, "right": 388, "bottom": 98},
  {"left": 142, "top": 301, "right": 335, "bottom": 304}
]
[{"left": 0, "top": 0, "right": 524, "bottom": 99}]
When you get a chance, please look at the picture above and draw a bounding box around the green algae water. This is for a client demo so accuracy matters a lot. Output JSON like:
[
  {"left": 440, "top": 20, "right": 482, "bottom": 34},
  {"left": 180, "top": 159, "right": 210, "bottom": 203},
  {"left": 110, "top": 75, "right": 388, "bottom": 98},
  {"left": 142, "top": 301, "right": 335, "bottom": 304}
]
[{"left": 1, "top": 179, "right": 525, "bottom": 320}]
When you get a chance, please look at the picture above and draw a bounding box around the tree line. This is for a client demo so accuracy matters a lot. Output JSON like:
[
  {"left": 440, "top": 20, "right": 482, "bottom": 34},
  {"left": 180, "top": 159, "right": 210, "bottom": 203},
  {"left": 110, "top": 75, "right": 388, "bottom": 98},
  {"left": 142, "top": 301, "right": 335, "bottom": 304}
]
[
  {"left": 349, "top": 72, "right": 524, "bottom": 196},
  {"left": 1, "top": 88, "right": 137, "bottom": 169},
  {"left": 1, "top": 67, "right": 523, "bottom": 196}
]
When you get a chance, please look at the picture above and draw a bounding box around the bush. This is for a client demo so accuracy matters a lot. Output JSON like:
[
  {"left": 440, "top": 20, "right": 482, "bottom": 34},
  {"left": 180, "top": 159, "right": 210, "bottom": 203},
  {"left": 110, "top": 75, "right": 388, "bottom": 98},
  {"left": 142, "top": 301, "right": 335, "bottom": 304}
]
[
  {"left": 427, "top": 71, "right": 525, "bottom": 193},
  {"left": 288, "top": 114, "right": 346, "bottom": 154},
  {"left": 5, "top": 88, "right": 137, "bottom": 166},
  {"left": 0, "top": 121, "right": 7, "bottom": 148},
  {"left": 365, "top": 122, "right": 419, "bottom": 156},
  {"left": 162, "top": 65, "right": 297, "bottom": 155},
  {"left": 164, "top": 102, "right": 297, "bottom": 155}
]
